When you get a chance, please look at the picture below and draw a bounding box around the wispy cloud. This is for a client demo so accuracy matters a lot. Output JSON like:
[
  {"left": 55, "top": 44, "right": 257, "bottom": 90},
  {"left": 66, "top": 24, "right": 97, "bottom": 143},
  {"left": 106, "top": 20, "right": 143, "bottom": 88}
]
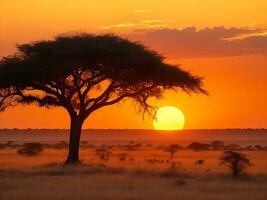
[
  {"left": 141, "top": 20, "right": 175, "bottom": 24},
  {"left": 133, "top": 9, "right": 150, "bottom": 13},
  {"left": 99, "top": 19, "right": 175, "bottom": 30},
  {"left": 99, "top": 26, "right": 111, "bottom": 30},
  {"left": 113, "top": 23, "right": 137, "bottom": 28},
  {"left": 146, "top": 24, "right": 170, "bottom": 28},
  {"left": 128, "top": 27, "right": 267, "bottom": 58},
  {"left": 141, "top": 20, "right": 164, "bottom": 23}
]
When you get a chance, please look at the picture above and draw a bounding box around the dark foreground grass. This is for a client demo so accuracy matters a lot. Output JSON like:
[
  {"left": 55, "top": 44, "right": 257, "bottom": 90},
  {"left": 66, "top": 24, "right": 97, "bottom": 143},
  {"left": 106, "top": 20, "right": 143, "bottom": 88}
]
[{"left": 1, "top": 164, "right": 267, "bottom": 200}]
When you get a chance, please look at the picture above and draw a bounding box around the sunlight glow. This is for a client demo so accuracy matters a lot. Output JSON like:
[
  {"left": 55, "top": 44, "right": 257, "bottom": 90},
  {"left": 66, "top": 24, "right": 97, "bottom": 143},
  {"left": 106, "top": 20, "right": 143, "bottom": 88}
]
[{"left": 153, "top": 106, "right": 185, "bottom": 130}]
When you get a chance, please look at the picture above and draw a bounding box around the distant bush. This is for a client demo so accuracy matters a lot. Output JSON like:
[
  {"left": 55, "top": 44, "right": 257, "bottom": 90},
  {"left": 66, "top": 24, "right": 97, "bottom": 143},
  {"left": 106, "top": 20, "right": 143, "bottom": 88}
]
[
  {"left": 195, "top": 159, "right": 205, "bottom": 165},
  {"left": 224, "top": 144, "right": 242, "bottom": 151},
  {"left": 118, "top": 153, "right": 128, "bottom": 162},
  {"left": 219, "top": 151, "right": 252, "bottom": 177},
  {"left": 6, "top": 141, "right": 14, "bottom": 146},
  {"left": 210, "top": 140, "right": 224, "bottom": 150},
  {"left": 2, "top": 140, "right": 15, "bottom": 148},
  {"left": 145, "top": 158, "right": 165, "bottom": 164},
  {"left": 95, "top": 148, "right": 111, "bottom": 163},
  {"left": 123, "top": 141, "right": 142, "bottom": 151},
  {"left": 52, "top": 141, "right": 68, "bottom": 149},
  {"left": 0, "top": 143, "right": 5, "bottom": 150},
  {"left": 243, "top": 145, "right": 254, "bottom": 151},
  {"left": 17, "top": 143, "right": 44, "bottom": 156},
  {"left": 146, "top": 144, "right": 153, "bottom": 148},
  {"left": 173, "top": 179, "right": 186, "bottom": 186},
  {"left": 254, "top": 145, "right": 264, "bottom": 151},
  {"left": 154, "top": 145, "right": 166, "bottom": 150},
  {"left": 187, "top": 142, "right": 210, "bottom": 151}
]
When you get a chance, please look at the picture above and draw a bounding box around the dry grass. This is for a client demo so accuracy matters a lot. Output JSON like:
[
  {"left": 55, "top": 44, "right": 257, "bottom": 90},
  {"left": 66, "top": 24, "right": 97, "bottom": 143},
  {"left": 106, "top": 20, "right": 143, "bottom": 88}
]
[
  {"left": 1, "top": 148, "right": 267, "bottom": 174},
  {"left": 1, "top": 165, "right": 267, "bottom": 200},
  {"left": 1, "top": 147, "right": 267, "bottom": 199}
]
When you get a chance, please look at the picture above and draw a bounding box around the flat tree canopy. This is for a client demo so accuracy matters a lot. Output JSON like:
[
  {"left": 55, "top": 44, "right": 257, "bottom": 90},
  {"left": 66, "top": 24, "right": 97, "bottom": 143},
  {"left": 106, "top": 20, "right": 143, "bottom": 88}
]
[{"left": 0, "top": 33, "right": 206, "bottom": 163}]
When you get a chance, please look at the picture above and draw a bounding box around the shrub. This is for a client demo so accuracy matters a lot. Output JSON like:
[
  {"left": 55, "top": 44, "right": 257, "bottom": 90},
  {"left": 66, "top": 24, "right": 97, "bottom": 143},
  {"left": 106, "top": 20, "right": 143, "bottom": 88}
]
[
  {"left": 118, "top": 153, "right": 128, "bottom": 162},
  {"left": 95, "top": 148, "right": 111, "bottom": 163},
  {"left": 195, "top": 159, "right": 205, "bottom": 165},
  {"left": 224, "top": 144, "right": 242, "bottom": 151},
  {"left": 187, "top": 142, "right": 210, "bottom": 151},
  {"left": 219, "top": 151, "right": 252, "bottom": 177},
  {"left": 52, "top": 141, "right": 68, "bottom": 149},
  {"left": 145, "top": 158, "right": 164, "bottom": 164},
  {"left": 0, "top": 143, "right": 5, "bottom": 149},
  {"left": 154, "top": 145, "right": 165, "bottom": 150},
  {"left": 17, "top": 143, "right": 44, "bottom": 156},
  {"left": 210, "top": 140, "right": 224, "bottom": 150},
  {"left": 173, "top": 179, "right": 186, "bottom": 186},
  {"left": 254, "top": 145, "right": 264, "bottom": 151}
]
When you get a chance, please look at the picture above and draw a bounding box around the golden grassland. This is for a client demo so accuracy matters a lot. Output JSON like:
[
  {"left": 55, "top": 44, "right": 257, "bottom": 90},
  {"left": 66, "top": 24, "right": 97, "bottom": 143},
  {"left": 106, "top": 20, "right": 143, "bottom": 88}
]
[{"left": 1, "top": 147, "right": 267, "bottom": 200}]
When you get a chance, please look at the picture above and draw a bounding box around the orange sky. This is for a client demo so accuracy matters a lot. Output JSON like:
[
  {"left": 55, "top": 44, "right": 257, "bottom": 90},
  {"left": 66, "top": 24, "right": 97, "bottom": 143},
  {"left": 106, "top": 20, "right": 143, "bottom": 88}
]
[{"left": 0, "top": 0, "right": 267, "bottom": 129}]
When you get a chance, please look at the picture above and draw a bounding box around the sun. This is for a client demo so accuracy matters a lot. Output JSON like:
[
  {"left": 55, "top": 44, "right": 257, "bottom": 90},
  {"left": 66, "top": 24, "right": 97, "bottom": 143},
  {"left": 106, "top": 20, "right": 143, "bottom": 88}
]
[{"left": 153, "top": 106, "right": 185, "bottom": 130}]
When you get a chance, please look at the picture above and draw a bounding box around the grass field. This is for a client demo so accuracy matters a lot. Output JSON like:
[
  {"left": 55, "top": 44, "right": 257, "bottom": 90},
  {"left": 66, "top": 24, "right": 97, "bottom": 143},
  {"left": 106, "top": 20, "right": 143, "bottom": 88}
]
[
  {"left": 1, "top": 164, "right": 267, "bottom": 200},
  {"left": 1, "top": 145, "right": 267, "bottom": 200}
]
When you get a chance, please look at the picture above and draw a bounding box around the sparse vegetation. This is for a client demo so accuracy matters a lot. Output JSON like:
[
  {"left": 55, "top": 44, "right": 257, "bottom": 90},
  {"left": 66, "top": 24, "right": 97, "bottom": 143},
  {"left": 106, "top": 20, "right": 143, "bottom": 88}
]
[
  {"left": 1, "top": 166, "right": 267, "bottom": 200},
  {"left": 210, "top": 140, "right": 224, "bottom": 150},
  {"left": 52, "top": 141, "right": 68, "bottom": 149},
  {"left": 17, "top": 143, "right": 44, "bottom": 156},
  {"left": 195, "top": 159, "right": 205, "bottom": 165},
  {"left": 165, "top": 144, "right": 183, "bottom": 159},
  {"left": 118, "top": 153, "right": 128, "bottom": 162},
  {"left": 95, "top": 148, "right": 111, "bottom": 163},
  {"left": 187, "top": 142, "right": 210, "bottom": 151},
  {"left": 219, "top": 151, "right": 252, "bottom": 177},
  {"left": 173, "top": 179, "right": 187, "bottom": 186},
  {"left": 0, "top": 138, "right": 267, "bottom": 200}
]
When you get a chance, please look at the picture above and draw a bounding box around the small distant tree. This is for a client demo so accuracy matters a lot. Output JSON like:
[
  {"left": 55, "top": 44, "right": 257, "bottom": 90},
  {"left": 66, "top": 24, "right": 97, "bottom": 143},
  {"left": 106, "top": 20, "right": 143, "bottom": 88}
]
[
  {"left": 219, "top": 151, "right": 252, "bottom": 177},
  {"left": 0, "top": 33, "right": 206, "bottom": 163},
  {"left": 17, "top": 143, "right": 44, "bottom": 156},
  {"left": 165, "top": 144, "right": 183, "bottom": 159}
]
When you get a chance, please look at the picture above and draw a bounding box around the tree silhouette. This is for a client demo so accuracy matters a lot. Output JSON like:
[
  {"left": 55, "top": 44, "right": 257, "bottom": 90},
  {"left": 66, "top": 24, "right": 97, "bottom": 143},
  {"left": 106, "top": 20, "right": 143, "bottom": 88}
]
[
  {"left": 219, "top": 151, "right": 252, "bottom": 177},
  {"left": 165, "top": 144, "right": 183, "bottom": 159},
  {"left": 0, "top": 33, "right": 206, "bottom": 163}
]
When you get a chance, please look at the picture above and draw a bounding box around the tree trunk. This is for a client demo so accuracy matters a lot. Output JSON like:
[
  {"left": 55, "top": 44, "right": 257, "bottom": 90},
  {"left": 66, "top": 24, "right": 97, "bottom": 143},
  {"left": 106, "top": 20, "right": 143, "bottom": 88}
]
[{"left": 65, "top": 117, "right": 83, "bottom": 164}]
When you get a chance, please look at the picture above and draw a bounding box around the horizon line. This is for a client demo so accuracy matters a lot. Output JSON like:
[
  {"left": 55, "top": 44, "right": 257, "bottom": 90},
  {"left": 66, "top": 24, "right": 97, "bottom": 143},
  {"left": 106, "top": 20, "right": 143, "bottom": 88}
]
[{"left": 0, "top": 128, "right": 266, "bottom": 131}]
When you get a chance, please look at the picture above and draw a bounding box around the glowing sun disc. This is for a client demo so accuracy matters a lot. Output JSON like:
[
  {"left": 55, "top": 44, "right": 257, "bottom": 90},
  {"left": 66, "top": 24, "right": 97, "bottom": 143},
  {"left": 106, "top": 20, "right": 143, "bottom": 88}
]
[{"left": 153, "top": 106, "right": 185, "bottom": 130}]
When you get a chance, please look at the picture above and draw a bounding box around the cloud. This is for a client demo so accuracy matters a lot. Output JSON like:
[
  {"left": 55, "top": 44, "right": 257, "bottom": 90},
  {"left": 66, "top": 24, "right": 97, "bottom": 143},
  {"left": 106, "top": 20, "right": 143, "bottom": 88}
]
[
  {"left": 133, "top": 9, "right": 150, "bottom": 13},
  {"left": 141, "top": 20, "right": 164, "bottom": 23},
  {"left": 113, "top": 23, "right": 137, "bottom": 28},
  {"left": 141, "top": 20, "right": 175, "bottom": 24},
  {"left": 99, "top": 26, "right": 111, "bottom": 30},
  {"left": 99, "top": 20, "right": 175, "bottom": 30},
  {"left": 128, "top": 27, "right": 267, "bottom": 58}
]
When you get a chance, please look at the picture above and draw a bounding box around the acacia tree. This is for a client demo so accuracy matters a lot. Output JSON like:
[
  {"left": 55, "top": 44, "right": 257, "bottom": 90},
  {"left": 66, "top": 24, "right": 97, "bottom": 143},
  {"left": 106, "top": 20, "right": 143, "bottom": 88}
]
[
  {"left": 219, "top": 151, "right": 252, "bottom": 177},
  {"left": 0, "top": 34, "right": 205, "bottom": 163}
]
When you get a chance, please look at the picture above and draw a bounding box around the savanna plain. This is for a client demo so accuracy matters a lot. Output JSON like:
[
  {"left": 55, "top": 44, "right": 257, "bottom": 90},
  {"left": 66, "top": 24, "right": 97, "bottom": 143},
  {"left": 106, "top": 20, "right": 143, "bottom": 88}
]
[{"left": 1, "top": 129, "right": 267, "bottom": 200}]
